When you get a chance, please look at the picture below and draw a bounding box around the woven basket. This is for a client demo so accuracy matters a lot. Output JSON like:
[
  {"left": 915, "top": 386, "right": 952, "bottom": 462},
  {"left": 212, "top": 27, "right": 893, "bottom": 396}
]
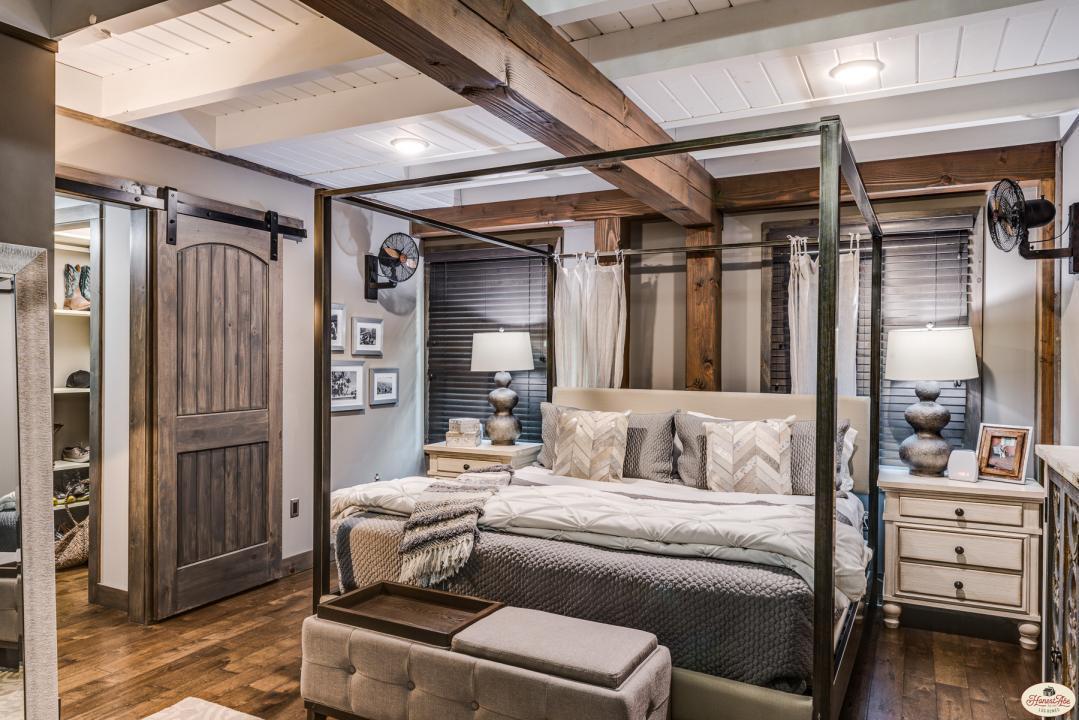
[{"left": 55, "top": 509, "right": 88, "bottom": 570}]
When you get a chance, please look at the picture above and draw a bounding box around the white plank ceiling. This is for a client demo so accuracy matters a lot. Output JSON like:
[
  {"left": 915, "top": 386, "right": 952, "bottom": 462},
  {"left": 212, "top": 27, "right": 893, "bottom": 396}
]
[{"left": 54, "top": 0, "right": 1079, "bottom": 207}]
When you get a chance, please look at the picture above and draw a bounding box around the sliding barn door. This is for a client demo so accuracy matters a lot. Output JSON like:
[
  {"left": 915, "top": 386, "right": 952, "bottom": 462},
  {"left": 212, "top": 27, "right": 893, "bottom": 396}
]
[{"left": 153, "top": 213, "right": 282, "bottom": 619}]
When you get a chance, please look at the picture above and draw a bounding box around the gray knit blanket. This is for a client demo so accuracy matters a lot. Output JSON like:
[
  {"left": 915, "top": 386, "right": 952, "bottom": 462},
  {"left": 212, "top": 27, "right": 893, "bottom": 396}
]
[{"left": 398, "top": 481, "right": 500, "bottom": 587}]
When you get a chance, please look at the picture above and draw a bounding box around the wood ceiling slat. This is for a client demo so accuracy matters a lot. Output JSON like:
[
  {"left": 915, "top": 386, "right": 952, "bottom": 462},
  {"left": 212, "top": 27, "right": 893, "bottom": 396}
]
[
  {"left": 1039, "top": 4, "right": 1079, "bottom": 64},
  {"left": 917, "top": 27, "right": 961, "bottom": 82},
  {"left": 726, "top": 61, "right": 781, "bottom": 107},
  {"left": 876, "top": 34, "right": 917, "bottom": 88},
  {"left": 996, "top": 10, "right": 1055, "bottom": 70}
]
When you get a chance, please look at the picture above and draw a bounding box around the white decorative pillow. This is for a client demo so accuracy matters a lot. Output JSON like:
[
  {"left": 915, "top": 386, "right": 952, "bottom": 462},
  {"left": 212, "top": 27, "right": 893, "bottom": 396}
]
[
  {"left": 703, "top": 417, "right": 795, "bottom": 494},
  {"left": 552, "top": 409, "right": 629, "bottom": 483}
]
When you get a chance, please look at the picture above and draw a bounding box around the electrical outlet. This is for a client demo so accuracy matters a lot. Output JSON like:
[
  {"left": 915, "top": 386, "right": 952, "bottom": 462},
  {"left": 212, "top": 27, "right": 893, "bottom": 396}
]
[{"left": 289, "top": 498, "right": 299, "bottom": 518}]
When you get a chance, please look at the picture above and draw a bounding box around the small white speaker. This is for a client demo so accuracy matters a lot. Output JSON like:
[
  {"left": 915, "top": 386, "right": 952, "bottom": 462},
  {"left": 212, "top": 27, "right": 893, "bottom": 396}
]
[{"left": 947, "top": 450, "right": 979, "bottom": 482}]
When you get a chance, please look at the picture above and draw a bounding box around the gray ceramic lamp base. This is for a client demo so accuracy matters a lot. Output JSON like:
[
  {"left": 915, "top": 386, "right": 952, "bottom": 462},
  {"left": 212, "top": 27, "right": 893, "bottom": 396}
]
[
  {"left": 485, "top": 370, "right": 522, "bottom": 445},
  {"left": 898, "top": 380, "right": 952, "bottom": 477}
]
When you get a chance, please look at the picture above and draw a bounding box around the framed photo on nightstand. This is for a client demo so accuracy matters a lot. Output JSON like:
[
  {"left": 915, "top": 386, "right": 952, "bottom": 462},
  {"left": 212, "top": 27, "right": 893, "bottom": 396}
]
[{"left": 975, "top": 423, "right": 1032, "bottom": 483}]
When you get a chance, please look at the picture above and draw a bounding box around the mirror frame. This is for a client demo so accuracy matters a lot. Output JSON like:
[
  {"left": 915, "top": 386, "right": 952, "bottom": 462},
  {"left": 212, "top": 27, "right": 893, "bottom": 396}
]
[{"left": 0, "top": 242, "right": 57, "bottom": 719}]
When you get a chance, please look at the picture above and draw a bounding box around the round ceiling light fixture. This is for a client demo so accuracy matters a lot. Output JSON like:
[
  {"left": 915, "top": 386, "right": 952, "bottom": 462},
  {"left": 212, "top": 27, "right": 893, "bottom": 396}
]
[
  {"left": 390, "top": 137, "right": 430, "bottom": 156},
  {"left": 828, "top": 59, "right": 885, "bottom": 84}
]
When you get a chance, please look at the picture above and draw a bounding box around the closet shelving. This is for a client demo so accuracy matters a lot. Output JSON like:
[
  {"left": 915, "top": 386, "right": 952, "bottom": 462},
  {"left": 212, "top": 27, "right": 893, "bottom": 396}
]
[{"left": 52, "top": 203, "right": 96, "bottom": 536}]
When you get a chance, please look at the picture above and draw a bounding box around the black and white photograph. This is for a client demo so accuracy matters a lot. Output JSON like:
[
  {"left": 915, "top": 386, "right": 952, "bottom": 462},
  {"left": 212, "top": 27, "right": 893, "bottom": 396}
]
[
  {"left": 369, "top": 368, "right": 399, "bottom": 407},
  {"left": 351, "top": 316, "right": 384, "bottom": 356},
  {"left": 330, "top": 303, "right": 346, "bottom": 352},
  {"left": 330, "top": 360, "right": 364, "bottom": 412}
]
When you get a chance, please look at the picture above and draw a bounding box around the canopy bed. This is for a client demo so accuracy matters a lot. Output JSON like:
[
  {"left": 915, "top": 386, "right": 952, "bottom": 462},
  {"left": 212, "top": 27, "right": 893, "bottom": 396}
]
[{"left": 310, "top": 116, "right": 888, "bottom": 720}]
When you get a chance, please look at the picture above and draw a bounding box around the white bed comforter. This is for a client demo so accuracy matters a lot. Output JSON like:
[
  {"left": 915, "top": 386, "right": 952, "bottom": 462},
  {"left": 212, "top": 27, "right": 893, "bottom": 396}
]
[{"left": 331, "top": 476, "right": 871, "bottom": 603}]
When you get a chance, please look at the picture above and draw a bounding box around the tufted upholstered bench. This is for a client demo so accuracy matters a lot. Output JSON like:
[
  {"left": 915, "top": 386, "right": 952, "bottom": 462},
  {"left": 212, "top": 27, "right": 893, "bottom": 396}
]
[{"left": 301, "top": 606, "right": 672, "bottom": 720}]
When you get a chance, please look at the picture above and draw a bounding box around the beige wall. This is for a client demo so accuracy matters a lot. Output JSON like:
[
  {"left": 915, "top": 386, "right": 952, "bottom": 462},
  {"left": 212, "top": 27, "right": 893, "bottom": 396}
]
[
  {"left": 328, "top": 202, "right": 424, "bottom": 491},
  {"left": 56, "top": 115, "right": 428, "bottom": 558}
]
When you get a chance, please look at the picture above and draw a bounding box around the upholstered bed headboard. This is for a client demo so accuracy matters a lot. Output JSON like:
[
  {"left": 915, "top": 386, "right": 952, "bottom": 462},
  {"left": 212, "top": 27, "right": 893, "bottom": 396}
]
[{"left": 552, "top": 387, "right": 872, "bottom": 495}]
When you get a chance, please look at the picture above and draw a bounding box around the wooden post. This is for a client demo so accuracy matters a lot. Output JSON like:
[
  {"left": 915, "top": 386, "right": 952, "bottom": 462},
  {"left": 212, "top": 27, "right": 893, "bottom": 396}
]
[
  {"left": 685, "top": 213, "right": 722, "bottom": 390},
  {"left": 1035, "top": 177, "right": 1060, "bottom": 448}
]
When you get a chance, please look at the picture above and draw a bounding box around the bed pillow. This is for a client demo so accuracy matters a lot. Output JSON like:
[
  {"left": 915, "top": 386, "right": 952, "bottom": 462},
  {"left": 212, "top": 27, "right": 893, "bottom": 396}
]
[
  {"left": 702, "top": 417, "right": 794, "bottom": 494},
  {"left": 838, "top": 427, "right": 858, "bottom": 492},
  {"left": 674, "top": 411, "right": 731, "bottom": 489},
  {"left": 541, "top": 403, "right": 675, "bottom": 482},
  {"left": 624, "top": 411, "right": 676, "bottom": 482},
  {"left": 790, "top": 419, "right": 853, "bottom": 495},
  {"left": 552, "top": 409, "right": 629, "bottom": 483}
]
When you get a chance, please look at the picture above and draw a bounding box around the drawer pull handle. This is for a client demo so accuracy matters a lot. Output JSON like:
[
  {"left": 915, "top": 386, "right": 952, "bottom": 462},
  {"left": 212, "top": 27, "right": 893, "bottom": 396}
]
[
  {"left": 955, "top": 546, "right": 965, "bottom": 555},
  {"left": 954, "top": 508, "right": 965, "bottom": 517},
  {"left": 954, "top": 580, "right": 964, "bottom": 590},
  {"left": 462, "top": 463, "right": 470, "bottom": 470}
]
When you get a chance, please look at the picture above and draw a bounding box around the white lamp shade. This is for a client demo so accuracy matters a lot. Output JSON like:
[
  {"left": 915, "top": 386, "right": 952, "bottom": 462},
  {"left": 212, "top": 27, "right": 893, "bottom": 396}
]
[
  {"left": 884, "top": 326, "right": 979, "bottom": 381},
  {"left": 470, "top": 331, "right": 535, "bottom": 372}
]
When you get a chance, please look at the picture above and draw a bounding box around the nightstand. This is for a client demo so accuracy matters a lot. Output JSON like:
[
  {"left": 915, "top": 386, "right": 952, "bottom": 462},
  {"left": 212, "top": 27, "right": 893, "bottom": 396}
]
[
  {"left": 423, "top": 440, "right": 542, "bottom": 479},
  {"left": 879, "top": 465, "right": 1045, "bottom": 650}
]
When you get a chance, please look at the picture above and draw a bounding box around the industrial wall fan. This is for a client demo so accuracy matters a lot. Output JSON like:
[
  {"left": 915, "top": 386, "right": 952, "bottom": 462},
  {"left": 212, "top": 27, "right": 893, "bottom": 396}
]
[
  {"left": 365, "top": 232, "right": 420, "bottom": 299},
  {"left": 986, "top": 178, "right": 1078, "bottom": 274}
]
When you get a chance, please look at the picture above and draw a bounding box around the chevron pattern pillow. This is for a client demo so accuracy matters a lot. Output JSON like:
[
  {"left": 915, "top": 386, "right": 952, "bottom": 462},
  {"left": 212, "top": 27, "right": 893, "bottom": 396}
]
[
  {"left": 702, "top": 417, "right": 795, "bottom": 494},
  {"left": 552, "top": 409, "right": 629, "bottom": 482}
]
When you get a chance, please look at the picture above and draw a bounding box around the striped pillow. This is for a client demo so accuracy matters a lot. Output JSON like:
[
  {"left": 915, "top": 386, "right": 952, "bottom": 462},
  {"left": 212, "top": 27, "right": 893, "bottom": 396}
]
[
  {"left": 552, "top": 409, "right": 629, "bottom": 483},
  {"left": 703, "top": 417, "right": 795, "bottom": 495}
]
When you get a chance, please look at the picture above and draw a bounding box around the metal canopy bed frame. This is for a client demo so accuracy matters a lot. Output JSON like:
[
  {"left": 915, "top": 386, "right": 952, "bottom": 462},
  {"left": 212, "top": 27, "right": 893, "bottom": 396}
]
[{"left": 312, "top": 115, "right": 886, "bottom": 720}]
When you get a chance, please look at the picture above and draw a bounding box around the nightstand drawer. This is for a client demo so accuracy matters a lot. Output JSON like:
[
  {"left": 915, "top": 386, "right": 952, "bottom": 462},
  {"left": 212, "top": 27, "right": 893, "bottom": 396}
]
[
  {"left": 433, "top": 456, "right": 486, "bottom": 475},
  {"left": 898, "top": 527, "right": 1024, "bottom": 571},
  {"left": 898, "top": 561, "right": 1023, "bottom": 608},
  {"left": 898, "top": 495, "right": 1023, "bottom": 526}
]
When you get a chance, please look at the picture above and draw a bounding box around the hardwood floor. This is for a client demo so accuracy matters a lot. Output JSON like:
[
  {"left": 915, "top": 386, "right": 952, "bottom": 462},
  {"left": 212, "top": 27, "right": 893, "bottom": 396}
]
[
  {"left": 57, "top": 567, "right": 1038, "bottom": 720},
  {"left": 56, "top": 567, "right": 310, "bottom": 719},
  {"left": 840, "top": 613, "right": 1042, "bottom": 720}
]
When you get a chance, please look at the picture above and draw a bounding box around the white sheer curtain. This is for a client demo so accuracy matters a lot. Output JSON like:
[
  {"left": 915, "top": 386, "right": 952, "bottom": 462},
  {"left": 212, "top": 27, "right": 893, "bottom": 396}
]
[
  {"left": 554, "top": 255, "right": 627, "bottom": 388},
  {"left": 788, "top": 234, "right": 860, "bottom": 395}
]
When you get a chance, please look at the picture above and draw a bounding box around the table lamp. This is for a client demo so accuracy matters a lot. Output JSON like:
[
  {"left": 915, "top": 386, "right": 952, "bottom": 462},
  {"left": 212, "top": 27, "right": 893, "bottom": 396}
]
[
  {"left": 884, "top": 325, "right": 979, "bottom": 476},
  {"left": 470, "top": 330, "right": 535, "bottom": 445}
]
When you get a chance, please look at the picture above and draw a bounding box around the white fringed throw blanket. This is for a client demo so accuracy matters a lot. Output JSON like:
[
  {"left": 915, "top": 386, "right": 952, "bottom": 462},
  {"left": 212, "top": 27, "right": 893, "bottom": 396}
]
[{"left": 398, "top": 481, "right": 500, "bottom": 587}]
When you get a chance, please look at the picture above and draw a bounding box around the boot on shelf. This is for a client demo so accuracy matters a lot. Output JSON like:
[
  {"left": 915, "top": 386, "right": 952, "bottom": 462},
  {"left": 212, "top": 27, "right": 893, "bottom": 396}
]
[
  {"left": 79, "top": 264, "right": 91, "bottom": 304},
  {"left": 62, "top": 263, "right": 90, "bottom": 311}
]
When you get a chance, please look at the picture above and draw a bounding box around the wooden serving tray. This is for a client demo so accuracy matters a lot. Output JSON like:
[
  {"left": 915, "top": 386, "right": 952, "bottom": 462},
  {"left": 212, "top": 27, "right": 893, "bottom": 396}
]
[{"left": 317, "top": 581, "right": 503, "bottom": 647}]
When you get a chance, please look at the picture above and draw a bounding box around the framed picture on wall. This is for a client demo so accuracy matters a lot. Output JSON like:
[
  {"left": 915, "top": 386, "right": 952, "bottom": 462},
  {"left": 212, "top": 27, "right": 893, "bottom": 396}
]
[
  {"left": 330, "top": 303, "right": 346, "bottom": 353},
  {"left": 369, "top": 368, "right": 399, "bottom": 406},
  {"left": 330, "top": 360, "right": 365, "bottom": 412},
  {"left": 975, "top": 423, "right": 1032, "bottom": 483},
  {"left": 351, "top": 316, "right": 383, "bottom": 356}
]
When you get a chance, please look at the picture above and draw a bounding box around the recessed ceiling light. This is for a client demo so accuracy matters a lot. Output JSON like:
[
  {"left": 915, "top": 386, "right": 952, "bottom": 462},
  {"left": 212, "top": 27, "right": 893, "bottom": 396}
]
[
  {"left": 390, "top": 137, "right": 430, "bottom": 156},
  {"left": 829, "top": 59, "right": 885, "bottom": 84}
]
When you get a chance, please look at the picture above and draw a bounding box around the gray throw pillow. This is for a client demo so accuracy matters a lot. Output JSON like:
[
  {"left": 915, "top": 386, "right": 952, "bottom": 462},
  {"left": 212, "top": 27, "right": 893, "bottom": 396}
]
[
  {"left": 790, "top": 419, "right": 852, "bottom": 495},
  {"left": 624, "top": 411, "right": 676, "bottom": 482},
  {"left": 541, "top": 403, "right": 676, "bottom": 482},
  {"left": 673, "top": 412, "right": 730, "bottom": 489}
]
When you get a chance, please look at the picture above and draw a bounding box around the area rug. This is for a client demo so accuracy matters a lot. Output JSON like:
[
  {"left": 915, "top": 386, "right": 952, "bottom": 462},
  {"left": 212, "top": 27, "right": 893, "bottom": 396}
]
[{"left": 142, "top": 697, "right": 260, "bottom": 719}]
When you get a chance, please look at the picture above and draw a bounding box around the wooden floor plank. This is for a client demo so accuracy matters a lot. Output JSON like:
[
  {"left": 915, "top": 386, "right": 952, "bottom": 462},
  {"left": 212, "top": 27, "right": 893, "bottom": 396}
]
[{"left": 56, "top": 567, "right": 1039, "bottom": 720}]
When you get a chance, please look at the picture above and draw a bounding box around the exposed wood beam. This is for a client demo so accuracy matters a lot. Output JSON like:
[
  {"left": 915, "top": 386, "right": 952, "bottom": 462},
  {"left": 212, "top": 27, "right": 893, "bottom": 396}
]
[
  {"left": 409, "top": 190, "right": 655, "bottom": 236},
  {"left": 714, "top": 143, "right": 1057, "bottom": 211},
  {"left": 214, "top": 75, "right": 469, "bottom": 151},
  {"left": 89, "top": 17, "right": 386, "bottom": 122},
  {"left": 303, "top": 0, "right": 714, "bottom": 227},
  {"left": 686, "top": 214, "right": 722, "bottom": 391},
  {"left": 1036, "top": 176, "right": 1060, "bottom": 448},
  {"left": 573, "top": 0, "right": 1046, "bottom": 79}
]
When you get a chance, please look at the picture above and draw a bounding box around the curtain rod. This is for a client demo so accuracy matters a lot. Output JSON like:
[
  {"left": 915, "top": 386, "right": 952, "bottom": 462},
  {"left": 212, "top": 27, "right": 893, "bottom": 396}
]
[{"left": 555, "top": 229, "right": 971, "bottom": 259}]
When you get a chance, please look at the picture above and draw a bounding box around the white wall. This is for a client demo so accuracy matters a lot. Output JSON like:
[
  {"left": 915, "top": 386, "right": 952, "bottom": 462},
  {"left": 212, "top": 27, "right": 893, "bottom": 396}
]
[
  {"left": 57, "top": 115, "right": 420, "bottom": 561},
  {"left": 329, "top": 202, "right": 425, "bottom": 491},
  {"left": 1061, "top": 120, "right": 1079, "bottom": 445},
  {"left": 628, "top": 222, "right": 687, "bottom": 390},
  {"left": 99, "top": 204, "right": 135, "bottom": 590}
]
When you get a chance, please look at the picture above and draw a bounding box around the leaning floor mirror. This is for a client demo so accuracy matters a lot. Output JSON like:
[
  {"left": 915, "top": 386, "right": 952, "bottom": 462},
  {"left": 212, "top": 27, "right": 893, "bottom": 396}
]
[{"left": 0, "top": 242, "right": 59, "bottom": 719}]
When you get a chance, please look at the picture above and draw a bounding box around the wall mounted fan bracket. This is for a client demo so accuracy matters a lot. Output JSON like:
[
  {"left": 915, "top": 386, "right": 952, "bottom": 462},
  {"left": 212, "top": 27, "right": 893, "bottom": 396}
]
[
  {"left": 365, "top": 254, "right": 397, "bottom": 300},
  {"left": 1016, "top": 202, "right": 1078, "bottom": 275}
]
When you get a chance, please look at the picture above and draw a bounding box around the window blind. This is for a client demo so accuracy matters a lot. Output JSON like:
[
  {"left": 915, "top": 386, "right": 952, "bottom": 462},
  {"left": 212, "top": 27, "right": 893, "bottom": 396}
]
[
  {"left": 767, "top": 230, "right": 974, "bottom": 466},
  {"left": 426, "top": 255, "right": 549, "bottom": 444}
]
